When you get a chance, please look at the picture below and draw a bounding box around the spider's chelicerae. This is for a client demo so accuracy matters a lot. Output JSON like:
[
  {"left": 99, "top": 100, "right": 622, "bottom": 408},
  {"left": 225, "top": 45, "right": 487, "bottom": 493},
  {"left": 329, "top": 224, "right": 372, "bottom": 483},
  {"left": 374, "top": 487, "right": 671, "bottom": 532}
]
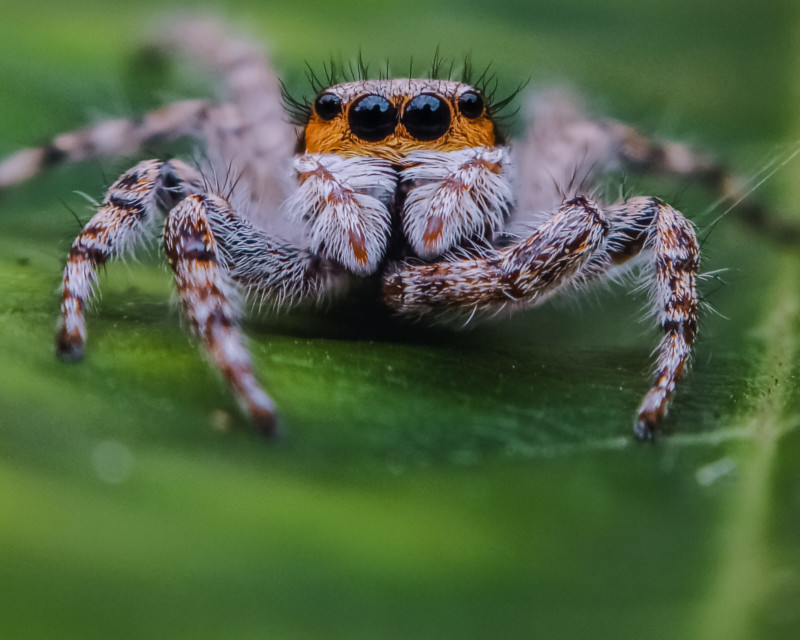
[{"left": 2, "top": 18, "right": 753, "bottom": 440}]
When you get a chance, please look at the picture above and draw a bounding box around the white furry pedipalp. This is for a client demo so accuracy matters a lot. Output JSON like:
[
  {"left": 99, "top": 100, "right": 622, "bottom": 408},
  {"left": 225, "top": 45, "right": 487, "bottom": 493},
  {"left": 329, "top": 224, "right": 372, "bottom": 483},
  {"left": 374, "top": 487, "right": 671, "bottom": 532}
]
[
  {"left": 286, "top": 154, "right": 397, "bottom": 274},
  {"left": 400, "top": 146, "right": 514, "bottom": 258}
]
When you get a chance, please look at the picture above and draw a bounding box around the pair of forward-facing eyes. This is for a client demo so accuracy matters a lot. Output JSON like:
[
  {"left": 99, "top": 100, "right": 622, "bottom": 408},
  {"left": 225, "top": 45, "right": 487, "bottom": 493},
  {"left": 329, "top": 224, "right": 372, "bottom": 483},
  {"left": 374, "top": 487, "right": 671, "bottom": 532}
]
[{"left": 312, "top": 90, "right": 485, "bottom": 142}]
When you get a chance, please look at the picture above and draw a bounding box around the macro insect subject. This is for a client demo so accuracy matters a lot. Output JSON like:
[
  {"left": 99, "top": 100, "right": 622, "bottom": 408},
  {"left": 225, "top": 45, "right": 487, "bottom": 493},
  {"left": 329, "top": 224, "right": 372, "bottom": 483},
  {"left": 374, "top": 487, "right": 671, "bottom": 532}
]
[{"left": 3, "top": 18, "right": 748, "bottom": 441}]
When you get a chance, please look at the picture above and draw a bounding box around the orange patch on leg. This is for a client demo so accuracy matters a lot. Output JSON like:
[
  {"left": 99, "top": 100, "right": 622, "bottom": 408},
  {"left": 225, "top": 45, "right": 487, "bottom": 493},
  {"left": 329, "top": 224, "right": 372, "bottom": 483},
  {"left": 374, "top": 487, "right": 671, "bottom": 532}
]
[
  {"left": 422, "top": 215, "right": 443, "bottom": 248},
  {"left": 349, "top": 228, "right": 369, "bottom": 265}
]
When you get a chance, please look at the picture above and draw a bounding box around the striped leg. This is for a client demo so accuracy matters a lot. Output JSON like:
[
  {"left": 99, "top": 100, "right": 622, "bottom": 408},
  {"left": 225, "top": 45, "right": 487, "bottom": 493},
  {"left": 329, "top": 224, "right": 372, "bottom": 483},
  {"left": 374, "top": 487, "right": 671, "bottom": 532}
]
[
  {"left": 516, "top": 90, "right": 725, "bottom": 211},
  {"left": 515, "top": 89, "right": 797, "bottom": 242},
  {"left": 383, "top": 195, "right": 699, "bottom": 439},
  {"left": 0, "top": 101, "right": 217, "bottom": 191},
  {"left": 204, "top": 196, "right": 342, "bottom": 303},
  {"left": 383, "top": 196, "right": 611, "bottom": 315},
  {"left": 613, "top": 126, "right": 800, "bottom": 242},
  {"left": 606, "top": 197, "right": 699, "bottom": 440},
  {"left": 163, "top": 194, "right": 335, "bottom": 435},
  {"left": 56, "top": 159, "right": 203, "bottom": 359}
]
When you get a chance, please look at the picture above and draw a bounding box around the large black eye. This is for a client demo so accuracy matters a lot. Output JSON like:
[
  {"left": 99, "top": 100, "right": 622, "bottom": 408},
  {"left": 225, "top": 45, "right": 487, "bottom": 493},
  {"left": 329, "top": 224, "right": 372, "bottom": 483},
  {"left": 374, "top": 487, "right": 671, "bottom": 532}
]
[
  {"left": 402, "top": 94, "right": 451, "bottom": 141},
  {"left": 314, "top": 93, "right": 342, "bottom": 120},
  {"left": 348, "top": 94, "right": 397, "bottom": 142},
  {"left": 457, "top": 91, "right": 484, "bottom": 119}
]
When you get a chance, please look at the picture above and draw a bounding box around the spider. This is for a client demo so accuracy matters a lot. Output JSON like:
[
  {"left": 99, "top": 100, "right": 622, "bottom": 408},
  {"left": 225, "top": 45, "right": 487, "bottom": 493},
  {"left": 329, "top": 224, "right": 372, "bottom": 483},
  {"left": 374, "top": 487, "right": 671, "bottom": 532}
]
[{"left": 0, "top": 18, "right": 754, "bottom": 441}]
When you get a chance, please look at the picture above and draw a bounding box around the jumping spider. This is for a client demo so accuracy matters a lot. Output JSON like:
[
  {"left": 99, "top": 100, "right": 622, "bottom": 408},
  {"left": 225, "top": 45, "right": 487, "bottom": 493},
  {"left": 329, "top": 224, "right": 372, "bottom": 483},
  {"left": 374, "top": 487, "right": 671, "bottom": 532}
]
[{"left": 3, "top": 18, "right": 752, "bottom": 441}]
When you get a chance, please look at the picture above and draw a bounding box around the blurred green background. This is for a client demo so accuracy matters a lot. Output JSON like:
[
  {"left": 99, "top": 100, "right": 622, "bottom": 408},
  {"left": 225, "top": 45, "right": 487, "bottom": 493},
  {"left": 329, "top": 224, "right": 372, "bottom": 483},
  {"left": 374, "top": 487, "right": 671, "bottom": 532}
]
[{"left": 1, "top": 0, "right": 799, "bottom": 638}]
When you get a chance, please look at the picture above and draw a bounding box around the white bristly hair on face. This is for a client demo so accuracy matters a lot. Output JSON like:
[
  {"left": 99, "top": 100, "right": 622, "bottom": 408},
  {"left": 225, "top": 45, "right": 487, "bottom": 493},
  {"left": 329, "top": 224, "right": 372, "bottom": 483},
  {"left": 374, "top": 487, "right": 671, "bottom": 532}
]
[
  {"left": 401, "top": 147, "right": 514, "bottom": 258},
  {"left": 285, "top": 154, "right": 397, "bottom": 274}
]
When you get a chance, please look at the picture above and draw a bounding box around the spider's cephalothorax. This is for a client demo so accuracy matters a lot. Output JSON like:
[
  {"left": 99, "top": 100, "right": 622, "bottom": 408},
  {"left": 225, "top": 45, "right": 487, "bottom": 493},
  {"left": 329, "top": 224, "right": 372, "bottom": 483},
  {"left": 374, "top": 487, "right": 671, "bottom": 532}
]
[
  {"left": 1, "top": 17, "right": 739, "bottom": 440},
  {"left": 287, "top": 78, "right": 514, "bottom": 273}
]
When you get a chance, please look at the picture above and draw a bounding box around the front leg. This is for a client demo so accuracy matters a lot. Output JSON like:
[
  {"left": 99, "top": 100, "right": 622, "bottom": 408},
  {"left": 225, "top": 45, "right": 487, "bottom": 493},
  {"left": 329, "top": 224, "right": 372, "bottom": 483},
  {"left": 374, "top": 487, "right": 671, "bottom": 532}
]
[
  {"left": 164, "top": 193, "right": 338, "bottom": 435},
  {"left": 57, "top": 159, "right": 204, "bottom": 359},
  {"left": 383, "top": 195, "right": 699, "bottom": 439},
  {"left": 608, "top": 197, "right": 699, "bottom": 439},
  {"left": 383, "top": 196, "right": 609, "bottom": 314}
]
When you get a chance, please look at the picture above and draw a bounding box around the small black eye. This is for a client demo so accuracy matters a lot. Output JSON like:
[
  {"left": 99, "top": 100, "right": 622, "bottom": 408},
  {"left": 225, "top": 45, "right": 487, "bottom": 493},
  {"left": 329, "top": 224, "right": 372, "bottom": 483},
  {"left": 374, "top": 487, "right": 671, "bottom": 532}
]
[
  {"left": 402, "top": 94, "right": 451, "bottom": 141},
  {"left": 348, "top": 94, "right": 397, "bottom": 142},
  {"left": 458, "top": 91, "right": 484, "bottom": 119},
  {"left": 314, "top": 93, "right": 342, "bottom": 120}
]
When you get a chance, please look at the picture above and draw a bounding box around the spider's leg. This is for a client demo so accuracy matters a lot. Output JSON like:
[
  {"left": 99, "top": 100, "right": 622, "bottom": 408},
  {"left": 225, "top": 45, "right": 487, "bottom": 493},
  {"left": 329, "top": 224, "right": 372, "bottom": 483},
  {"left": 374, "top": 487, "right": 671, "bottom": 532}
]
[
  {"left": 56, "top": 159, "right": 203, "bottom": 359},
  {"left": 163, "top": 194, "right": 337, "bottom": 435},
  {"left": 150, "top": 17, "right": 294, "bottom": 204},
  {"left": 605, "top": 197, "right": 699, "bottom": 440},
  {"left": 195, "top": 191, "right": 344, "bottom": 304},
  {"left": 610, "top": 121, "right": 800, "bottom": 241},
  {"left": 383, "top": 195, "right": 699, "bottom": 439},
  {"left": 515, "top": 89, "right": 797, "bottom": 241},
  {"left": 0, "top": 100, "right": 236, "bottom": 191},
  {"left": 383, "top": 195, "right": 610, "bottom": 314},
  {"left": 515, "top": 90, "right": 723, "bottom": 212}
]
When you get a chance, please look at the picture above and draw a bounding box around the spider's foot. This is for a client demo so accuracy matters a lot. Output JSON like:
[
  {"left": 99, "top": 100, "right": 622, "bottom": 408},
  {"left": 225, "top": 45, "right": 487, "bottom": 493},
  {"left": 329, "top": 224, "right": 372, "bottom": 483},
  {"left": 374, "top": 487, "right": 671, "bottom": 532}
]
[
  {"left": 244, "top": 388, "right": 280, "bottom": 439},
  {"left": 634, "top": 382, "right": 674, "bottom": 441},
  {"left": 252, "top": 407, "right": 280, "bottom": 440},
  {"left": 633, "top": 410, "right": 662, "bottom": 442},
  {"left": 55, "top": 328, "right": 85, "bottom": 362},
  {"left": 633, "top": 416, "right": 659, "bottom": 442}
]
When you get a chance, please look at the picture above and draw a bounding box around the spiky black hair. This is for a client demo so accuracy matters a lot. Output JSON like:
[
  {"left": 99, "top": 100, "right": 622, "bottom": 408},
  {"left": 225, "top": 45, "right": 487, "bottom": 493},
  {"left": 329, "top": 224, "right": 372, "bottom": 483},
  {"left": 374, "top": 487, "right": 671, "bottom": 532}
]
[
  {"left": 460, "top": 56, "right": 526, "bottom": 140},
  {"left": 280, "top": 50, "right": 526, "bottom": 138}
]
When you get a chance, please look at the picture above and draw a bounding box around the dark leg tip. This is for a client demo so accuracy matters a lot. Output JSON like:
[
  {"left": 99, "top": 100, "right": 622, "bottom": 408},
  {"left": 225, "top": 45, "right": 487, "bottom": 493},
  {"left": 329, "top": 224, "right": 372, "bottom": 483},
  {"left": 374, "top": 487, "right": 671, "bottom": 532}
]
[
  {"left": 253, "top": 408, "right": 282, "bottom": 440},
  {"left": 634, "top": 414, "right": 660, "bottom": 442},
  {"left": 56, "top": 334, "right": 84, "bottom": 363}
]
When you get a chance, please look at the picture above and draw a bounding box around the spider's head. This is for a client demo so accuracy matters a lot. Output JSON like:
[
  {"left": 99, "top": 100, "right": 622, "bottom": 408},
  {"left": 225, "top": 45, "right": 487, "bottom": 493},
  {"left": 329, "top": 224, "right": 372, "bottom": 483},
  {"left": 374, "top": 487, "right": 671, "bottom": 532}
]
[
  {"left": 300, "top": 79, "right": 498, "bottom": 161},
  {"left": 283, "top": 75, "right": 518, "bottom": 273}
]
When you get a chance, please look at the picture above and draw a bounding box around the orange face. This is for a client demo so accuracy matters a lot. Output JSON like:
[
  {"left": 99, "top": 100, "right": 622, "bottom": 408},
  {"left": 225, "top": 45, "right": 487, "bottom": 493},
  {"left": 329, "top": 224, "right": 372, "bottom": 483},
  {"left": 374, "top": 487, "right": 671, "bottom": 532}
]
[{"left": 302, "top": 79, "right": 497, "bottom": 161}]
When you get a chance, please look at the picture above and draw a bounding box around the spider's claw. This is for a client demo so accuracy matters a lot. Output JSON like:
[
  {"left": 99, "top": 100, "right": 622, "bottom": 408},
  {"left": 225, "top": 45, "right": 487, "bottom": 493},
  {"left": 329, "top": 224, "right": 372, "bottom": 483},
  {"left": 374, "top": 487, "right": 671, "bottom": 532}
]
[
  {"left": 252, "top": 407, "right": 281, "bottom": 440},
  {"left": 55, "top": 329, "right": 84, "bottom": 363},
  {"left": 633, "top": 413, "right": 660, "bottom": 442}
]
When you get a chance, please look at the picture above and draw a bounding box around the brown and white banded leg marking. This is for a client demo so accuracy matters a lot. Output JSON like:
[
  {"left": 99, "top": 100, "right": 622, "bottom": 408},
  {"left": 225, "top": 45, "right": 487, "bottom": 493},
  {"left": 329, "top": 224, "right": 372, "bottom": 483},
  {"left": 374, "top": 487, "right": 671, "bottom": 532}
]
[
  {"left": 606, "top": 197, "right": 699, "bottom": 440},
  {"left": 56, "top": 159, "right": 202, "bottom": 359},
  {"left": 383, "top": 195, "right": 609, "bottom": 315},
  {"left": 164, "top": 195, "right": 277, "bottom": 436},
  {"left": 0, "top": 101, "right": 215, "bottom": 191},
  {"left": 385, "top": 194, "right": 698, "bottom": 438},
  {"left": 401, "top": 147, "right": 514, "bottom": 258},
  {"left": 286, "top": 154, "right": 397, "bottom": 274}
]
